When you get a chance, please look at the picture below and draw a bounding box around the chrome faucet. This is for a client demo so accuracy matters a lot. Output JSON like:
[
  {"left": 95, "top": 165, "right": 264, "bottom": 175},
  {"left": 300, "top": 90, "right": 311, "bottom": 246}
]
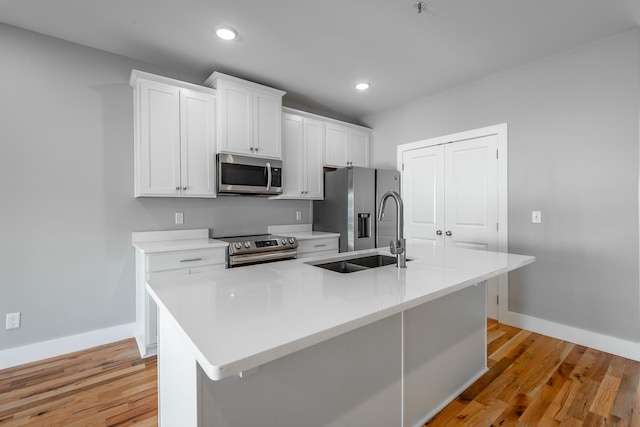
[{"left": 378, "top": 191, "right": 406, "bottom": 268}]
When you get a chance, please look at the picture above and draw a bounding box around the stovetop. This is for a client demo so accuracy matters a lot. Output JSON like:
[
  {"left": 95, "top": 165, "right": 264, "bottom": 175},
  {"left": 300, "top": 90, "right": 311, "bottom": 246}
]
[{"left": 217, "top": 234, "right": 277, "bottom": 243}]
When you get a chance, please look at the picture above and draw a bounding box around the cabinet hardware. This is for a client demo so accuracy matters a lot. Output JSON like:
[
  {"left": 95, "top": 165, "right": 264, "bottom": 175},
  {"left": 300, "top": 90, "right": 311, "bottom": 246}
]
[
  {"left": 314, "top": 244, "right": 327, "bottom": 248},
  {"left": 175, "top": 186, "right": 180, "bottom": 190},
  {"left": 180, "top": 258, "right": 203, "bottom": 263},
  {"left": 183, "top": 186, "right": 187, "bottom": 190},
  {"left": 445, "top": 230, "right": 452, "bottom": 236},
  {"left": 436, "top": 230, "right": 443, "bottom": 235}
]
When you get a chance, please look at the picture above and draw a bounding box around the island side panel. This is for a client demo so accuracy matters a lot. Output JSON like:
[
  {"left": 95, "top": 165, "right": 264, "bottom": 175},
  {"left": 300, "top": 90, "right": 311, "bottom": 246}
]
[
  {"left": 157, "top": 308, "right": 199, "bottom": 426},
  {"left": 199, "top": 313, "right": 403, "bottom": 427},
  {"left": 403, "top": 283, "right": 487, "bottom": 427}
]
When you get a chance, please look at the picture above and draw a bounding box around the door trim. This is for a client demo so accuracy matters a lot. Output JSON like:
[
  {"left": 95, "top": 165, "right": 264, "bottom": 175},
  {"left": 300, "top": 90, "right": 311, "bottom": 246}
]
[{"left": 397, "top": 123, "right": 508, "bottom": 321}]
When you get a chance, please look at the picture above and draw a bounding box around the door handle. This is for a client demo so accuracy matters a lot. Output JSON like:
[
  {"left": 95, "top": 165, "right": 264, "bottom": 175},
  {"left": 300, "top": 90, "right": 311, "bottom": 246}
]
[
  {"left": 445, "top": 230, "right": 452, "bottom": 236},
  {"left": 266, "top": 162, "right": 272, "bottom": 191},
  {"left": 436, "top": 230, "right": 443, "bottom": 236}
]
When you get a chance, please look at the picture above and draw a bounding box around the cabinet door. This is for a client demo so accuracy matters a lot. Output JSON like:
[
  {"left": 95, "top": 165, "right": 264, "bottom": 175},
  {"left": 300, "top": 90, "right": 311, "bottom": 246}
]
[
  {"left": 253, "top": 91, "right": 282, "bottom": 158},
  {"left": 180, "top": 90, "right": 216, "bottom": 197},
  {"left": 303, "top": 117, "right": 324, "bottom": 199},
  {"left": 349, "top": 129, "right": 370, "bottom": 167},
  {"left": 137, "top": 80, "right": 181, "bottom": 196},
  {"left": 281, "top": 113, "right": 304, "bottom": 197},
  {"left": 218, "top": 83, "right": 253, "bottom": 155},
  {"left": 324, "top": 123, "right": 349, "bottom": 167}
]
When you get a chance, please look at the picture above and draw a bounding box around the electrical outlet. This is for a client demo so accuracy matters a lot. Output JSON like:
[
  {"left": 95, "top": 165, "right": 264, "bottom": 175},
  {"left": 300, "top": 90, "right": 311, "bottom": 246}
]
[
  {"left": 175, "top": 212, "right": 184, "bottom": 225},
  {"left": 296, "top": 211, "right": 302, "bottom": 221},
  {"left": 6, "top": 312, "right": 20, "bottom": 330}
]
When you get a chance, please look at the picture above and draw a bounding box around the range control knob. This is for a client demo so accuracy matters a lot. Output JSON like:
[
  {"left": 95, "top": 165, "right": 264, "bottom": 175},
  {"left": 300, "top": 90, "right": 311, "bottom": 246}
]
[
  {"left": 234, "top": 242, "right": 242, "bottom": 249},
  {"left": 281, "top": 238, "right": 287, "bottom": 245},
  {"left": 289, "top": 238, "right": 295, "bottom": 244},
  {"left": 244, "top": 241, "right": 251, "bottom": 248}
]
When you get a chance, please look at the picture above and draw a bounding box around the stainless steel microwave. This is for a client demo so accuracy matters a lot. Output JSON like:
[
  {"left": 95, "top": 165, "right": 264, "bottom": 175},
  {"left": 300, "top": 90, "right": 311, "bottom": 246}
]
[{"left": 217, "top": 154, "right": 283, "bottom": 195}]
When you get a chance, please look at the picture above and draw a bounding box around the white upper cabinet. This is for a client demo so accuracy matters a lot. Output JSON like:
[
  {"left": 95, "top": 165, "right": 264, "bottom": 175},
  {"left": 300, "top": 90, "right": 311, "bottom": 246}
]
[
  {"left": 281, "top": 112, "right": 324, "bottom": 199},
  {"left": 130, "top": 70, "right": 216, "bottom": 198},
  {"left": 324, "top": 122, "right": 370, "bottom": 168},
  {"left": 205, "top": 72, "right": 285, "bottom": 159}
]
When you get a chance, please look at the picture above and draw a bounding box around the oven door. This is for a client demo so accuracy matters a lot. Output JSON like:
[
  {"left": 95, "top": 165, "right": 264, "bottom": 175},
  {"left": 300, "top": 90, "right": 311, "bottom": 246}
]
[
  {"left": 217, "top": 154, "right": 283, "bottom": 195},
  {"left": 227, "top": 248, "right": 298, "bottom": 267}
]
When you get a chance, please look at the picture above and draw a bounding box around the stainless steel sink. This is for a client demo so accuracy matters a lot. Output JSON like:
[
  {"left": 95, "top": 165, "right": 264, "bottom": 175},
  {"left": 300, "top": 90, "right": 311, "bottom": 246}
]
[{"left": 311, "top": 254, "right": 404, "bottom": 273}]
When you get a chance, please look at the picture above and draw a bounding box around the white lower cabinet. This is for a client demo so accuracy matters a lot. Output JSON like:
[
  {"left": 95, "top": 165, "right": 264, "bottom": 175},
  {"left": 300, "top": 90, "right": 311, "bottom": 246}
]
[
  {"left": 296, "top": 236, "right": 339, "bottom": 259},
  {"left": 133, "top": 236, "right": 226, "bottom": 358}
]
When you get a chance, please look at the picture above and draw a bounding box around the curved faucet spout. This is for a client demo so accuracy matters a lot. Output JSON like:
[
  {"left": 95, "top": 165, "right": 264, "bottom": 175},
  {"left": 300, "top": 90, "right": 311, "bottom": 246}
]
[{"left": 378, "top": 191, "right": 407, "bottom": 268}]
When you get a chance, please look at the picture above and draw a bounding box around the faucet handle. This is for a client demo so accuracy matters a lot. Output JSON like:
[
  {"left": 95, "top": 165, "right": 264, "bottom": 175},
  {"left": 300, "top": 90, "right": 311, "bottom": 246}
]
[{"left": 389, "top": 239, "right": 405, "bottom": 255}]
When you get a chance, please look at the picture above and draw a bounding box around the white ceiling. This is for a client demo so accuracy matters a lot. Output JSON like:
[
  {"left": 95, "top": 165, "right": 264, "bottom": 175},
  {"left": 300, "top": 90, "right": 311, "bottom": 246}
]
[{"left": 1, "top": 0, "right": 639, "bottom": 122}]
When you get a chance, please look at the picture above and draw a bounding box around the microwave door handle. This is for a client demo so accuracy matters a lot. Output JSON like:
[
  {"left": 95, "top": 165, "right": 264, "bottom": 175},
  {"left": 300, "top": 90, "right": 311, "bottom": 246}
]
[{"left": 266, "top": 162, "right": 272, "bottom": 191}]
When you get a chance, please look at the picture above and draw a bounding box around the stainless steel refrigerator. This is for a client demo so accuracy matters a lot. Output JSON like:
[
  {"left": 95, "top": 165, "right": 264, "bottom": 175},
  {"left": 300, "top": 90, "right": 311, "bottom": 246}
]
[{"left": 313, "top": 167, "right": 400, "bottom": 252}]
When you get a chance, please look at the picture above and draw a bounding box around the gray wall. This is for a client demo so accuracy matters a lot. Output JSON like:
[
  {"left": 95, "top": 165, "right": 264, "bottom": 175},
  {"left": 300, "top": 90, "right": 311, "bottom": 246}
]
[
  {"left": 0, "top": 23, "right": 311, "bottom": 350},
  {"left": 364, "top": 28, "right": 640, "bottom": 341}
]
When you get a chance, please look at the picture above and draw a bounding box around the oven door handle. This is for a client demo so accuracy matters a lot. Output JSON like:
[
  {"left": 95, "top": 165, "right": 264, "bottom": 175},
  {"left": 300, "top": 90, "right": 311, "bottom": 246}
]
[{"left": 266, "top": 162, "right": 272, "bottom": 191}]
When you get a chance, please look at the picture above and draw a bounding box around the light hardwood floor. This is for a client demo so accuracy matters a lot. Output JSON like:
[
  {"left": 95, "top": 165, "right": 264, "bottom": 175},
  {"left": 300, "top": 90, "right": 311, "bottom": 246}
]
[
  {"left": 1, "top": 321, "right": 639, "bottom": 426},
  {"left": 0, "top": 339, "right": 157, "bottom": 426}
]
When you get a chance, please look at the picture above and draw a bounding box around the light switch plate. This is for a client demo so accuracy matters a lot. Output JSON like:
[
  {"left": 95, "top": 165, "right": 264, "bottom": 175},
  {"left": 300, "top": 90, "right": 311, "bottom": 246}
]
[{"left": 532, "top": 211, "right": 542, "bottom": 224}]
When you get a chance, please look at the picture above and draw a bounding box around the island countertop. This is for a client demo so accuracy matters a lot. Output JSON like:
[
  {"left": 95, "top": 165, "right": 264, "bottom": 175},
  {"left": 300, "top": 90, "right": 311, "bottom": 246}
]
[{"left": 146, "top": 244, "right": 534, "bottom": 381}]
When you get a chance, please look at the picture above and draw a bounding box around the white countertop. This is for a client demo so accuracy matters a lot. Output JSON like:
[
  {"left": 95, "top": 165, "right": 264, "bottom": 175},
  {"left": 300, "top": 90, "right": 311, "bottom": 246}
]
[
  {"left": 131, "top": 228, "right": 228, "bottom": 253},
  {"left": 146, "top": 244, "right": 534, "bottom": 381},
  {"left": 133, "top": 238, "right": 228, "bottom": 253}
]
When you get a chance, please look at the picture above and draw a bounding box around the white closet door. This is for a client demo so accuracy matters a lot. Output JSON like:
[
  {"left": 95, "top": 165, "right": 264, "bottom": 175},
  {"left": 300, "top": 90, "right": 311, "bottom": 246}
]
[
  {"left": 401, "top": 132, "right": 500, "bottom": 319},
  {"left": 402, "top": 145, "right": 445, "bottom": 246},
  {"left": 444, "top": 135, "right": 498, "bottom": 250}
]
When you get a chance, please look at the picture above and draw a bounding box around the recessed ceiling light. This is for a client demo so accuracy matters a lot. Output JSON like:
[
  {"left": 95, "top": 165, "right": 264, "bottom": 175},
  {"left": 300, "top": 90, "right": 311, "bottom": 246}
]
[
  {"left": 216, "top": 26, "right": 238, "bottom": 41},
  {"left": 355, "top": 82, "right": 371, "bottom": 91}
]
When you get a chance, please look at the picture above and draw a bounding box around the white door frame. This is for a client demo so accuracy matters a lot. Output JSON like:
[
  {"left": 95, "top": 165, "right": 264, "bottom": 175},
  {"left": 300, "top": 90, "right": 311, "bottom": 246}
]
[{"left": 397, "top": 123, "right": 509, "bottom": 321}]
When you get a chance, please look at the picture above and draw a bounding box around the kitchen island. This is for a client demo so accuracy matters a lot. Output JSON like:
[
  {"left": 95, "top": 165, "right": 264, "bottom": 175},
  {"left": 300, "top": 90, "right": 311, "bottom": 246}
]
[{"left": 147, "top": 244, "right": 534, "bottom": 427}]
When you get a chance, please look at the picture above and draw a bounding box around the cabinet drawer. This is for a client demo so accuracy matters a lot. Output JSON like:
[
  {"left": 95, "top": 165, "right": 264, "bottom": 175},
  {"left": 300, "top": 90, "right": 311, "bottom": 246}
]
[
  {"left": 148, "top": 247, "right": 226, "bottom": 273},
  {"left": 297, "top": 237, "right": 339, "bottom": 255}
]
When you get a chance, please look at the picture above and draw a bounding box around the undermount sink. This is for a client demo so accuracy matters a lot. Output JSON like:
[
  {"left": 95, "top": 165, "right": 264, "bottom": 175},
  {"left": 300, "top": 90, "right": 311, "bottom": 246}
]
[{"left": 311, "top": 254, "right": 403, "bottom": 274}]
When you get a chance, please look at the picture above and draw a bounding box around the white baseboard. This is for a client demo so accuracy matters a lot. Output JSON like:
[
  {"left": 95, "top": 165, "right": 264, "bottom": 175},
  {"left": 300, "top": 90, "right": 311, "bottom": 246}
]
[
  {"left": 0, "top": 322, "right": 136, "bottom": 371},
  {"left": 503, "top": 311, "right": 640, "bottom": 362}
]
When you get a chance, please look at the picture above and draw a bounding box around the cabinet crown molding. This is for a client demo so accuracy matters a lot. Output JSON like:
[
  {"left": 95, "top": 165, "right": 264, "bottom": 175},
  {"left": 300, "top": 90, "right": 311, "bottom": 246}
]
[
  {"left": 282, "top": 107, "right": 372, "bottom": 132},
  {"left": 129, "top": 69, "right": 216, "bottom": 95},
  {"left": 204, "top": 71, "right": 286, "bottom": 96}
]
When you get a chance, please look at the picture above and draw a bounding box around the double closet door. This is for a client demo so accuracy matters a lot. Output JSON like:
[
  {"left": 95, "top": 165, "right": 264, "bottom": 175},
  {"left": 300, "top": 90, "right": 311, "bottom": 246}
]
[
  {"left": 402, "top": 133, "right": 500, "bottom": 317},
  {"left": 403, "top": 134, "right": 498, "bottom": 249}
]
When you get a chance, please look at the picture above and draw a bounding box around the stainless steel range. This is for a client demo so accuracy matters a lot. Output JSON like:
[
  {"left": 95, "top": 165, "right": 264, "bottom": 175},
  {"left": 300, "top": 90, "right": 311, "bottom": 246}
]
[{"left": 217, "top": 234, "right": 298, "bottom": 267}]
